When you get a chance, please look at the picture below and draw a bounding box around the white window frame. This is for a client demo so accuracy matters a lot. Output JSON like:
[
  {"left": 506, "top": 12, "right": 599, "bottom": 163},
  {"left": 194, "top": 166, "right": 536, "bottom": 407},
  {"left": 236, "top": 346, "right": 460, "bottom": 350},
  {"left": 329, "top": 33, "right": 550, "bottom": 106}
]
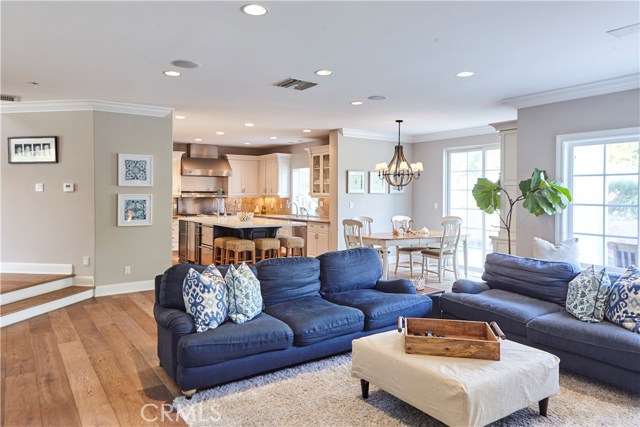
[{"left": 556, "top": 127, "right": 640, "bottom": 270}]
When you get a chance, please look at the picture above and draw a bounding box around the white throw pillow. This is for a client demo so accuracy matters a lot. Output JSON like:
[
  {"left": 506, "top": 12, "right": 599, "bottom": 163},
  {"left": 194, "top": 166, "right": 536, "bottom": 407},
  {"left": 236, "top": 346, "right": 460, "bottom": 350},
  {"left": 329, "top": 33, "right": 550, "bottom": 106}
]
[{"left": 532, "top": 237, "right": 580, "bottom": 265}]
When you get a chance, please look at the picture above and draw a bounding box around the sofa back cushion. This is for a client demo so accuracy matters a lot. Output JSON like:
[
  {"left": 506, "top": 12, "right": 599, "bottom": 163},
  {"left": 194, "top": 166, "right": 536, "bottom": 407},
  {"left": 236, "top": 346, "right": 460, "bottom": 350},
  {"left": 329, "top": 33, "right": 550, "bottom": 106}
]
[
  {"left": 158, "top": 263, "right": 255, "bottom": 310},
  {"left": 318, "top": 247, "right": 381, "bottom": 294},
  {"left": 482, "top": 253, "right": 581, "bottom": 306},
  {"left": 256, "top": 257, "right": 321, "bottom": 306}
]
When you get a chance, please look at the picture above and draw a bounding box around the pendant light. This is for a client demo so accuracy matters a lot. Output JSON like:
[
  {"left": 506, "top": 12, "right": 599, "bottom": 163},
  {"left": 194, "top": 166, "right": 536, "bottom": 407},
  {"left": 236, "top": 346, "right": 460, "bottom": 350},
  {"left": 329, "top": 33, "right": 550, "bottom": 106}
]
[{"left": 375, "top": 120, "right": 423, "bottom": 188}]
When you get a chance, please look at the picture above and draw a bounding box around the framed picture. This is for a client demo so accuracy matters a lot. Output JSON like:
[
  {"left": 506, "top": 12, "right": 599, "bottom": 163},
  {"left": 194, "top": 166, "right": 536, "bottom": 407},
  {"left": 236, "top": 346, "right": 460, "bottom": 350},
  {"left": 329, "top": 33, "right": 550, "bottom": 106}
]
[
  {"left": 369, "top": 171, "right": 387, "bottom": 194},
  {"left": 347, "top": 170, "right": 366, "bottom": 194},
  {"left": 8, "top": 136, "right": 58, "bottom": 164},
  {"left": 118, "top": 194, "right": 152, "bottom": 226},
  {"left": 118, "top": 153, "right": 153, "bottom": 186},
  {"left": 389, "top": 184, "right": 406, "bottom": 194}
]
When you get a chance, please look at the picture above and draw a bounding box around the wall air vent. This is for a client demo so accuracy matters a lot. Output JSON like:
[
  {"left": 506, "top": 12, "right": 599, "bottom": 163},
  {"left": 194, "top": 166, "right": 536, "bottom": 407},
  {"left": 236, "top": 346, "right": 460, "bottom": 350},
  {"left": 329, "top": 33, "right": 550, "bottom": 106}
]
[
  {"left": 274, "top": 78, "right": 317, "bottom": 91},
  {"left": 1, "top": 94, "right": 21, "bottom": 102}
]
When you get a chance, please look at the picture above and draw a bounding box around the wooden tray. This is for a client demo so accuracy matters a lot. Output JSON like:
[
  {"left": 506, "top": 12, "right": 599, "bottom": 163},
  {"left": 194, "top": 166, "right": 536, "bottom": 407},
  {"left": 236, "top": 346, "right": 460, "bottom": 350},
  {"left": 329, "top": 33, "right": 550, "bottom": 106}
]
[{"left": 397, "top": 317, "right": 506, "bottom": 361}]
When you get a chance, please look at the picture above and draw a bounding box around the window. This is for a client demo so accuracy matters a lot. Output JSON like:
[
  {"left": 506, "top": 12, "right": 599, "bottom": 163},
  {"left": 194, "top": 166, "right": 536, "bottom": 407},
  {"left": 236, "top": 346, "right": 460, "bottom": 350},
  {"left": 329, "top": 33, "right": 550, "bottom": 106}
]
[
  {"left": 291, "top": 167, "right": 317, "bottom": 215},
  {"left": 446, "top": 145, "right": 500, "bottom": 271},
  {"left": 558, "top": 128, "right": 640, "bottom": 270}
]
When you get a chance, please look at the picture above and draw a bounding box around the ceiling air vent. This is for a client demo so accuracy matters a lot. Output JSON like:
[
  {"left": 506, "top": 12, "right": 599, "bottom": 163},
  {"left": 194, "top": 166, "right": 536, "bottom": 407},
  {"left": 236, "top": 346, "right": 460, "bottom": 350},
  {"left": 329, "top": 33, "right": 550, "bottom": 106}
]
[
  {"left": 274, "top": 78, "right": 317, "bottom": 91},
  {"left": 1, "top": 94, "right": 21, "bottom": 102}
]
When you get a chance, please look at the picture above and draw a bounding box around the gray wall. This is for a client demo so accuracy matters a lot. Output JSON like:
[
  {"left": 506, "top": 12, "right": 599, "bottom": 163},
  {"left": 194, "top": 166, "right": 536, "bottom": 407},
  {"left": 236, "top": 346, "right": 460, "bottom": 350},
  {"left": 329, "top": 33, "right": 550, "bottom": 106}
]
[
  {"left": 94, "top": 111, "right": 173, "bottom": 286},
  {"left": 516, "top": 89, "right": 640, "bottom": 257},
  {"left": 412, "top": 133, "right": 499, "bottom": 232},
  {"left": 1, "top": 111, "right": 96, "bottom": 276}
]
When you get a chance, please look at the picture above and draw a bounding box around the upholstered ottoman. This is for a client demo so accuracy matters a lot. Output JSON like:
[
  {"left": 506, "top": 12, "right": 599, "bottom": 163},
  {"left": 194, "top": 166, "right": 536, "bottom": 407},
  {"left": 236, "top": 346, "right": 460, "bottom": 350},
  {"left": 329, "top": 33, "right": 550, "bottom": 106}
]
[{"left": 351, "top": 330, "right": 559, "bottom": 426}]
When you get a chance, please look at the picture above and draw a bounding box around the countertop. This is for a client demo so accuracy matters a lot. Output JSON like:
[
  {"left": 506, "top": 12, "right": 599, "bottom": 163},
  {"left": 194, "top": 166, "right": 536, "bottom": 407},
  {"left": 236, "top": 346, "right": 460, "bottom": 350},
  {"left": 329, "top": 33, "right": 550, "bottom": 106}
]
[
  {"left": 178, "top": 215, "right": 307, "bottom": 229},
  {"left": 255, "top": 214, "right": 330, "bottom": 224}
]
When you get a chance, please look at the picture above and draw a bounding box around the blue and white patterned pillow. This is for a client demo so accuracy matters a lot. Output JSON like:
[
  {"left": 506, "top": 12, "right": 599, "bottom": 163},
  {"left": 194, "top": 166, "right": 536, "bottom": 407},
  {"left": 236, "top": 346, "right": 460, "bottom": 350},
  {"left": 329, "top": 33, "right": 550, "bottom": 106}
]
[
  {"left": 182, "top": 265, "right": 228, "bottom": 332},
  {"left": 225, "top": 262, "right": 263, "bottom": 324},
  {"left": 566, "top": 266, "right": 611, "bottom": 322},
  {"left": 606, "top": 265, "right": 640, "bottom": 334}
]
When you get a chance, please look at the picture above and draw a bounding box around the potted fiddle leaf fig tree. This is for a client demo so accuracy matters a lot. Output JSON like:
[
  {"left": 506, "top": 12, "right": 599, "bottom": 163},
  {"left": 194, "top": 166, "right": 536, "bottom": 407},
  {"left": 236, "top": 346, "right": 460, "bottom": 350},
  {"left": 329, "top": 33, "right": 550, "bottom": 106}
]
[{"left": 472, "top": 168, "right": 572, "bottom": 254}]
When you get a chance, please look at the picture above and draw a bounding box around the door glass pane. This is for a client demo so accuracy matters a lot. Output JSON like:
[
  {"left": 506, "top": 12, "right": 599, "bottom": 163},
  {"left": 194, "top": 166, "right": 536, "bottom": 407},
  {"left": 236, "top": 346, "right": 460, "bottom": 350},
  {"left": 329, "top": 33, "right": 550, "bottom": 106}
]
[
  {"left": 575, "top": 234, "right": 604, "bottom": 265},
  {"left": 606, "top": 175, "right": 638, "bottom": 207},
  {"left": 573, "top": 206, "right": 603, "bottom": 234},
  {"left": 606, "top": 207, "right": 638, "bottom": 238},
  {"left": 573, "top": 176, "right": 604, "bottom": 205},
  {"left": 606, "top": 142, "right": 639, "bottom": 174},
  {"left": 486, "top": 149, "right": 500, "bottom": 171},
  {"left": 450, "top": 152, "right": 467, "bottom": 172},
  {"left": 573, "top": 144, "right": 604, "bottom": 175}
]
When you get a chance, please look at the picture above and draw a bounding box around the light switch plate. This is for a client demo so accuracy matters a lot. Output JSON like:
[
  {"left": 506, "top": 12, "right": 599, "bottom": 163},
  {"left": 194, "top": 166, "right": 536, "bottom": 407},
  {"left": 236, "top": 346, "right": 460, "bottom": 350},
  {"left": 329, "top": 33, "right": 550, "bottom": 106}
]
[
  {"left": 35, "top": 183, "right": 44, "bottom": 192},
  {"left": 63, "top": 183, "right": 75, "bottom": 192}
]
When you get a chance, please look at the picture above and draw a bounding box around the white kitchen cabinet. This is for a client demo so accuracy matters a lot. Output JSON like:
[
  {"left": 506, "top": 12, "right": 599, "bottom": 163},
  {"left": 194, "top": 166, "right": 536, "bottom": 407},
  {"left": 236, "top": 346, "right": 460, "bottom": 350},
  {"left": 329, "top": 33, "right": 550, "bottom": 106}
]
[
  {"left": 172, "top": 151, "right": 185, "bottom": 196},
  {"left": 259, "top": 153, "right": 291, "bottom": 197},
  {"left": 172, "top": 218, "right": 179, "bottom": 251},
  {"left": 306, "top": 222, "right": 329, "bottom": 257},
  {"left": 309, "top": 146, "right": 330, "bottom": 196},
  {"left": 226, "top": 155, "right": 259, "bottom": 197}
]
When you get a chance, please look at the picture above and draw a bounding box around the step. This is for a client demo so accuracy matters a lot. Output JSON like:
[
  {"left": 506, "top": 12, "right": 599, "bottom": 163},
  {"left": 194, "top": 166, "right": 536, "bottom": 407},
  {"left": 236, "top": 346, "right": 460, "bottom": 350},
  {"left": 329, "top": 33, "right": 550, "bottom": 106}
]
[
  {"left": 0, "top": 286, "right": 94, "bottom": 328},
  {"left": 1, "top": 274, "right": 75, "bottom": 305}
]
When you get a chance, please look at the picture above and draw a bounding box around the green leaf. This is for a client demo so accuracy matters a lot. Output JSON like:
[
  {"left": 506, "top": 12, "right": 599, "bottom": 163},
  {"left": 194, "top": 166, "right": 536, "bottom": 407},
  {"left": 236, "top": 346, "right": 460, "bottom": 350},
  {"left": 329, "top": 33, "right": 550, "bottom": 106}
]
[
  {"left": 519, "top": 179, "right": 532, "bottom": 196},
  {"left": 549, "top": 181, "right": 572, "bottom": 202},
  {"left": 530, "top": 169, "right": 544, "bottom": 190},
  {"left": 472, "top": 178, "right": 500, "bottom": 214}
]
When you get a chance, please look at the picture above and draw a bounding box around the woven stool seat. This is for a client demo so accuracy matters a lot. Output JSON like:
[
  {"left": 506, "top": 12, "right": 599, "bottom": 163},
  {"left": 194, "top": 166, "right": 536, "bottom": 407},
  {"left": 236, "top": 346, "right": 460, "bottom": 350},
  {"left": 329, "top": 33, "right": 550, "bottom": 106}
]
[
  {"left": 279, "top": 236, "right": 306, "bottom": 257},
  {"left": 225, "top": 239, "right": 256, "bottom": 265},
  {"left": 254, "top": 237, "right": 281, "bottom": 261},
  {"left": 212, "top": 236, "right": 239, "bottom": 265}
]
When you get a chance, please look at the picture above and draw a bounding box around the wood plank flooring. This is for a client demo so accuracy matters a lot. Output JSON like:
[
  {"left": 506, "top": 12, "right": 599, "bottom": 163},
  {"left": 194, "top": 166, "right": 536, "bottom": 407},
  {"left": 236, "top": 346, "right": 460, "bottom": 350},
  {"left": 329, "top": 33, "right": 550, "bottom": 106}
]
[
  {"left": 0, "top": 287, "right": 93, "bottom": 316},
  {"left": 0, "top": 274, "right": 73, "bottom": 294},
  {"left": 1, "top": 292, "right": 186, "bottom": 427}
]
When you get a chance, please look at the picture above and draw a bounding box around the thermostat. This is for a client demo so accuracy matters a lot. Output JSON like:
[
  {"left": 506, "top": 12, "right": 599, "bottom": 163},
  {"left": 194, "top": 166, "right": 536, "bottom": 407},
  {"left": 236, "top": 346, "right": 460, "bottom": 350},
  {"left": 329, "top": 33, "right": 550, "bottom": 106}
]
[{"left": 63, "top": 183, "right": 75, "bottom": 192}]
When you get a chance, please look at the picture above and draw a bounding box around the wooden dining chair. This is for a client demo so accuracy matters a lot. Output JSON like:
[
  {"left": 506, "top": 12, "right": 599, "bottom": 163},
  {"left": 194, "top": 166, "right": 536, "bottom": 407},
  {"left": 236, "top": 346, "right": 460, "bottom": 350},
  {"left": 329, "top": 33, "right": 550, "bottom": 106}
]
[
  {"left": 421, "top": 216, "right": 462, "bottom": 282},
  {"left": 391, "top": 215, "right": 428, "bottom": 276},
  {"left": 353, "top": 216, "right": 388, "bottom": 260},
  {"left": 343, "top": 219, "right": 364, "bottom": 248}
]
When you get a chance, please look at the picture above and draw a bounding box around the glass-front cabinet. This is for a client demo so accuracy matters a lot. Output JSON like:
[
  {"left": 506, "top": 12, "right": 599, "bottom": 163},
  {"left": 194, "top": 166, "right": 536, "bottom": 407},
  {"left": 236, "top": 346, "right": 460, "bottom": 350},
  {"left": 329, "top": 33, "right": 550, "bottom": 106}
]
[{"left": 310, "top": 145, "right": 330, "bottom": 196}]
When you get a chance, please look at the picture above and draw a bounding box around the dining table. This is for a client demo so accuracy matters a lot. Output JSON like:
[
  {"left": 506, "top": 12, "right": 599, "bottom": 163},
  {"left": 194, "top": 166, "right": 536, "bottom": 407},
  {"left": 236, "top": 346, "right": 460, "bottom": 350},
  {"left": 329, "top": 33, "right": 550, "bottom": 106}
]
[{"left": 361, "top": 231, "right": 468, "bottom": 280}]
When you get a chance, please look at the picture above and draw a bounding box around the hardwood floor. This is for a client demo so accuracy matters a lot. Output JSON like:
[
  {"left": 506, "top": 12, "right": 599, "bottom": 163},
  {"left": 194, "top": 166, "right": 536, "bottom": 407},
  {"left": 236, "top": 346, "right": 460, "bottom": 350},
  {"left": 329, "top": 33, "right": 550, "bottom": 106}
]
[
  {"left": 1, "top": 292, "right": 186, "bottom": 427},
  {"left": 0, "top": 274, "right": 73, "bottom": 294}
]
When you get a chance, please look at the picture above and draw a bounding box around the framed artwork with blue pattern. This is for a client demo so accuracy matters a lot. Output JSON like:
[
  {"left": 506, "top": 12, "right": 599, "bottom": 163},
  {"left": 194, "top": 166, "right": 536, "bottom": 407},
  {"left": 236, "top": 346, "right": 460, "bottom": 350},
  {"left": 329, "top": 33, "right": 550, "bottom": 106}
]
[
  {"left": 118, "top": 153, "right": 153, "bottom": 186},
  {"left": 118, "top": 194, "right": 152, "bottom": 226}
]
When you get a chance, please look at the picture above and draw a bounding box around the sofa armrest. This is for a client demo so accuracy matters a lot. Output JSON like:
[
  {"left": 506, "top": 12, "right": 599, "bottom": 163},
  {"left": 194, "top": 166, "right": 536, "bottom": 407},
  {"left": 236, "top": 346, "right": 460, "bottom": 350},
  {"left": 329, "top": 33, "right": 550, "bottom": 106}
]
[
  {"left": 154, "top": 304, "right": 196, "bottom": 380},
  {"left": 375, "top": 278, "right": 416, "bottom": 294},
  {"left": 452, "top": 279, "right": 490, "bottom": 294}
]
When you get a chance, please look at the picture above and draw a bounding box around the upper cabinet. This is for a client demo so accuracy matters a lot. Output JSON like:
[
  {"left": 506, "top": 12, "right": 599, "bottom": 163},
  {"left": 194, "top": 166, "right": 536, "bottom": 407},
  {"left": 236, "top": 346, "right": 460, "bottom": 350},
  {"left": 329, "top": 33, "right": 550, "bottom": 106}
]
[
  {"left": 172, "top": 151, "right": 185, "bottom": 196},
  {"left": 310, "top": 146, "right": 330, "bottom": 196},
  {"left": 225, "top": 155, "right": 259, "bottom": 197},
  {"left": 259, "top": 153, "right": 291, "bottom": 198}
]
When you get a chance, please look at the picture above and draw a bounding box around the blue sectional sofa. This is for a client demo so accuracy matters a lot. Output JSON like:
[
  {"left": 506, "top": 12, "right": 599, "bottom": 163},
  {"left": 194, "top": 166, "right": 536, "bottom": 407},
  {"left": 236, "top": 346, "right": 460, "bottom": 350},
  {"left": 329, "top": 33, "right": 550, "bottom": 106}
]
[
  {"left": 440, "top": 253, "right": 640, "bottom": 394},
  {"left": 154, "top": 247, "right": 432, "bottom": 395}
]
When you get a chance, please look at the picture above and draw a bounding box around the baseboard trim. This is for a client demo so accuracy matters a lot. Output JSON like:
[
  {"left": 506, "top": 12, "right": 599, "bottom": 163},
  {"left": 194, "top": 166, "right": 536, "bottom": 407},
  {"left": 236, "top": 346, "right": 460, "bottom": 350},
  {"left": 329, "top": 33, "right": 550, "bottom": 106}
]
[
  {"left": 1, "top": 263, "right": 73, "bottom": 275},
  {"left": 94, "top": 280, "right": 154, "bottom": 297}
]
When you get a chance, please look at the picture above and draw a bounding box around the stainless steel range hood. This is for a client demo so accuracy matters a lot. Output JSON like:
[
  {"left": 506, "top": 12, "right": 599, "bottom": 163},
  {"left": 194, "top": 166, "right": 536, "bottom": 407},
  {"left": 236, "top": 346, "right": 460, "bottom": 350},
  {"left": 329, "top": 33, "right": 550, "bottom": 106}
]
[{"left": 181, "top": 144, "right": 232, "bottom": 177}]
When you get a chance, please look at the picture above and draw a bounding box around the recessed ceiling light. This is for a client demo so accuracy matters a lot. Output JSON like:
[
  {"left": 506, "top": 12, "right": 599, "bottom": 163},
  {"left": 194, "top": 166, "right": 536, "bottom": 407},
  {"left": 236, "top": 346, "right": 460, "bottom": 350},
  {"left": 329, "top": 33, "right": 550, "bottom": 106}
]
[
  {"left": 315, "top": 69, "right": 333, "bottom": 76},
  {"left": 456, "top": 71, "right": 474, "bottom": 78},
  {"left": 194, "top": 138, "right": 202, "bottom": 142},
  {"left": 244, "top": 123, "right": 255, "bottom": 127},
  {"left": 350, "top": 101, "right": 363, "bottom": 106},
  {"left": 216, "top": 131, "right": 225, "bottom": 135},
  {"left": 175, "top": 115, "right": 186, "bottom": 120},
  {"left": 241, "top": 4, "right": 268, "bottom": 16},
  {"left": 244, "top": 142, "right": 252, "bottom": 145},
  {"left": 270, "top": 136, "right": 278, "bottom": 140},
  {"left": 163, "top": 70, "right": 181, "bottom": 77},
  {"left": 368, "top": 95, "right": 386, "bottom": 101},
  {"left": 302, "top": 129, "right": 311, "bottom": 133},
  {"left": 171, "top": 59, "right": 200, "bottom": 69}
]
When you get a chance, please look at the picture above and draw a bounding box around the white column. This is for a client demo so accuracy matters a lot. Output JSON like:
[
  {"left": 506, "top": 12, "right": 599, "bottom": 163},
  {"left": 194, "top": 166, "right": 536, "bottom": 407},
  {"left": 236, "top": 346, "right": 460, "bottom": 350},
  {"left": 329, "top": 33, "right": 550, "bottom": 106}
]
[{"left": 489, "top": 120, "right": 517, "bottom": 254}]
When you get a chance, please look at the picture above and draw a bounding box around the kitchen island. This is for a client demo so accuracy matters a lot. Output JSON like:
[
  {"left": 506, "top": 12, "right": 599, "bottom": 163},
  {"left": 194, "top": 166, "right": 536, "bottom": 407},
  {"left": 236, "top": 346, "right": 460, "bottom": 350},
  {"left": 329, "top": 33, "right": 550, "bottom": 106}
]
[{"left": 178, "top": 215, "right": 306, "bottom": 264}]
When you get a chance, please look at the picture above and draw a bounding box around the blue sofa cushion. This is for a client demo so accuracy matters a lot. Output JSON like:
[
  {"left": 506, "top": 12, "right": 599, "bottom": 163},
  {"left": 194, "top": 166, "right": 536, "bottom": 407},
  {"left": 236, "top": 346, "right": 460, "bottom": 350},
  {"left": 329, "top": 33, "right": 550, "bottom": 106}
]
[
  {"left": 440, "top": 289, "right": 564, "bottom": 337},
  {"left": 257, "top": 257, "right": 321, "bottom": 306},
  {"left": 177, "top": 313, "right": 293, "bottom": 368},
  {"left": 482, "top": 253, "right": 581, "bottom": 305},
  {"left": 182, "top": 265, "right": 228, "bottom": 332},
  {"left": 264, "top": 297, "right": 364, "bottom": 346},
  {"left": 606, "top": 265, "right": 640, "bottom": 334},
  {"left": 527, "top": 310, "right": 640, "bottom": 373},
  {"left": 159, "top": 263, "right": 256, "bottom": 310},
  {"left": 324, "top": 290, "right": 432, "bottom": 330},
  {"left": 319, "top": 247, "right": 382, "bottom": 294}
]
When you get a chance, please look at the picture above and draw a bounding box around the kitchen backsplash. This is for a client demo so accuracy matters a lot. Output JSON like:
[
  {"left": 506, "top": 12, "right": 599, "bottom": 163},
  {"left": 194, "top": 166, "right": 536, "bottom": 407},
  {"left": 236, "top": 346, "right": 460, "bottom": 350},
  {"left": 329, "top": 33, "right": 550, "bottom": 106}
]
[{"left": 224, "top": 197, "right": 329, "bottom": 217}]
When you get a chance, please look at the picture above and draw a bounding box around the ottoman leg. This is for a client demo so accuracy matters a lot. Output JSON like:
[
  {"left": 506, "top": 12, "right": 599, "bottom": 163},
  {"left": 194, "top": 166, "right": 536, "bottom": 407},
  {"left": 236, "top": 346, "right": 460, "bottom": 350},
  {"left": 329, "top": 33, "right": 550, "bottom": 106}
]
[
  {"left": 539, "top": 397, "right": 549, "bottom": 417},
  {"left": 360, "top": 379, "right": 369, "bottom": 399}
]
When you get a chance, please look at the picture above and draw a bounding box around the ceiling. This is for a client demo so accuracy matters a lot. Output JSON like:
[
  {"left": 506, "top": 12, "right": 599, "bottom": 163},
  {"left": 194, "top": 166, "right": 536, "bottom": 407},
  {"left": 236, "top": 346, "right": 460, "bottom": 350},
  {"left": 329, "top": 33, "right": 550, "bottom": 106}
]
[{"left": 1, "top": 1, "right": 639, "bottom": 148}]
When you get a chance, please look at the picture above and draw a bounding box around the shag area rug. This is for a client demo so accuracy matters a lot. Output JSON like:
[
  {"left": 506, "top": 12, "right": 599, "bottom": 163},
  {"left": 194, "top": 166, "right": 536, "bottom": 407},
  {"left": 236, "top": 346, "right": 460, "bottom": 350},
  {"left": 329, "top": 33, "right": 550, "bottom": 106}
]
[{"left": 173, "top": 354, "right": 640, "bottom": 427}]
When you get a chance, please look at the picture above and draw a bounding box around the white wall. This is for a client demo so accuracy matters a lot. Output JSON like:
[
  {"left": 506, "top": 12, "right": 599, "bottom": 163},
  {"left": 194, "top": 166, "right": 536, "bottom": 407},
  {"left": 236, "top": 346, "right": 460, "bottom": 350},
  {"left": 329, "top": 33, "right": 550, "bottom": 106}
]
[{"left": 516, "top": 89, "right": 640, "bottom": 257}]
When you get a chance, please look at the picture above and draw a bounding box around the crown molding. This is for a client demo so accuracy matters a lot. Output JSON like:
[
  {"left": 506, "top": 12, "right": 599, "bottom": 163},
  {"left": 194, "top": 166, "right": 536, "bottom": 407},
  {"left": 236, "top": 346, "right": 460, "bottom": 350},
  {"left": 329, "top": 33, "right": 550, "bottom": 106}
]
[
  {"left": 340, "top": 128, "right": 410, "bottom": 143},
  {"left": 502, "top": 74, "right": 640, "bottom": 109},
  {"left": 413, "top": 125, "right": 496, "bottom": 142},
  {"left": 0, "top": 100, "right": 172, "bottom": 117}
]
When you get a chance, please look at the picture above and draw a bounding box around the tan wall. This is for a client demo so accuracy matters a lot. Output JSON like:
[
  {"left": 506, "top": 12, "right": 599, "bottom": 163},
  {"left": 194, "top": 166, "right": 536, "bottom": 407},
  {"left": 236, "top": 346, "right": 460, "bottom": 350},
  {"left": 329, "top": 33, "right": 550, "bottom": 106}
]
[
  {"left": 1, "top": 111, "right": 96, "bottom": 276},
  {"left": 93, "top": 111, "right": 172, "bottom": 286}
]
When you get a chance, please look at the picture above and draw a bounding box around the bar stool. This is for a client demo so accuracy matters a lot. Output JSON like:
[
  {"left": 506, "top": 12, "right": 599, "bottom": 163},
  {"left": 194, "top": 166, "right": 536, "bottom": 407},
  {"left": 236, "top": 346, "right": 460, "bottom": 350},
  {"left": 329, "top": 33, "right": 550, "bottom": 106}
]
[
  {"left": 254, "top": 238, "right": 281, "bottom": 261},
  {"left": 213, "top": 236, "right": 239, "bottom": 265},
  {"left": 224, "top": 239, "right": 256, "bottom": 265},
  {"left": 279, "top": 236, "right": 305, "bottom": 257}
]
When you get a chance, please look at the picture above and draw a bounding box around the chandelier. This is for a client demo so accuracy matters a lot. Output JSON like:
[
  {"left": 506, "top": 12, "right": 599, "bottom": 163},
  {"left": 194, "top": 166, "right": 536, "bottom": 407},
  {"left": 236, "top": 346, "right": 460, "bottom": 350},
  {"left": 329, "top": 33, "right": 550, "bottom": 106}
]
[{"left": 375, "top": 120, "right": 423, "bottom": 188}]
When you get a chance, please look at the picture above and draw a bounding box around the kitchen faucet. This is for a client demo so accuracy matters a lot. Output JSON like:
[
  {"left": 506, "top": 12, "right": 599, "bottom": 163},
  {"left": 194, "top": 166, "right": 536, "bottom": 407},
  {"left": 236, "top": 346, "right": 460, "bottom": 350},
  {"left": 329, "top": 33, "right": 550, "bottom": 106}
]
[
  {"left": 213, "top": 197, "right": 224, "bottom": 217},
  {"left": 287, "top": 200, "right": 299, "bottom": 215}
]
